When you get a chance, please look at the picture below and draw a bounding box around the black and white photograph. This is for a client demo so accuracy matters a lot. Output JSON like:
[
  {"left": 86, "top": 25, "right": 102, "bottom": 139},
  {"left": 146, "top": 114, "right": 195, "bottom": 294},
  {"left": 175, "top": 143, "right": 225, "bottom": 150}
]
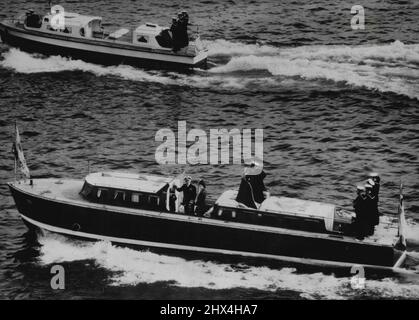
[{"left": 0, "top": 0, "right": 419, "bottom": 304}]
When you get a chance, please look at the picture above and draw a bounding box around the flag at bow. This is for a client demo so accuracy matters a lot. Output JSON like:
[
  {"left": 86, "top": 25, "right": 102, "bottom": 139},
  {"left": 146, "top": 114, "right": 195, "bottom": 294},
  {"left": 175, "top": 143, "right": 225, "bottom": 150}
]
[{"left": 12, "top": 123, "right": 30, "bottom": 179}]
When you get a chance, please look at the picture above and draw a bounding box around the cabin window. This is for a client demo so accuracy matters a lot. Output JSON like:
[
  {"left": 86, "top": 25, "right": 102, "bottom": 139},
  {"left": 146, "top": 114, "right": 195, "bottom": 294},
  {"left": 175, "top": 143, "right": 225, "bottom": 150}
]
[
  {"left": 95, "top": 188, "right": 108, "bottom": 203},
  {"left": 148, "top": 195, "right": 159, "bottom": 206},
  {"left": 217, "top": 208, "right": 223, "bottom": 217},
  {"left": 80, "top": 182, "right": 93, "bottom": 197},
  {"left": 137, "top": 36, "right": 148, "bottom": 43},
  {"left": 131, "top": 193, "right": 140, "bottom": 203},
  {"left": 80, "top": 28, "right": 85, "bottom": 37},
  {"left": 113, "top": 190, "right": 126, "bottom": 202},
  {"left": 26, "top": 14, "right": 42, "bottom": 28}
]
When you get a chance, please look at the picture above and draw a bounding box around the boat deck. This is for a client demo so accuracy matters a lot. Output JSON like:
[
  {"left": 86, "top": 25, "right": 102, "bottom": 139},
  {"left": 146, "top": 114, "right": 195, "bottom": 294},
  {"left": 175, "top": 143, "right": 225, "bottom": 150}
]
[{"left": 9, "top": 178, "right": 399, "bottom": 247}]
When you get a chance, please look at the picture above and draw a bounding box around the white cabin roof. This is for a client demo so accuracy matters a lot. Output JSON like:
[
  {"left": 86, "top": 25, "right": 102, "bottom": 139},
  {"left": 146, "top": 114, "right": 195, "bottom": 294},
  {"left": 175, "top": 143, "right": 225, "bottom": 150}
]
[
  {"left": 85, "top": 172, "right": 173, "bottom": 194},
  {"left": 260, "top": 196, "right": 335, "bottom": 231},
  {"left": 134, "top": 23, "right": 163, "bottom": 35},
  {"left": 216, "top": 190, "right": 335, "bottom": 231},
  {"left": 46, "top": 12, "right": 102, "bottom": 27}
]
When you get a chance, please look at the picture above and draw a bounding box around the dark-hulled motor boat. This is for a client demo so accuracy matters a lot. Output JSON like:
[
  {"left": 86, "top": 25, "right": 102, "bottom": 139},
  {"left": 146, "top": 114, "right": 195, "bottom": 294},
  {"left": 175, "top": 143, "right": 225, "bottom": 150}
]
[
  {"left": 0, "top": 9, "right": 207, "bottom": 69},
  {"left": 8, "top": 171, "right": 412, "bottom": 273}
]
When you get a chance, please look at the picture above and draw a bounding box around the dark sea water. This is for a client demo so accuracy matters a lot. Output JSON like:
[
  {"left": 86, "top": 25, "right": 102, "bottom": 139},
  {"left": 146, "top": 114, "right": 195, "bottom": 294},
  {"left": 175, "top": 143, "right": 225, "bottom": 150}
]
[{"left": 1, "top": 0, "right": 419, "bottom": 299}]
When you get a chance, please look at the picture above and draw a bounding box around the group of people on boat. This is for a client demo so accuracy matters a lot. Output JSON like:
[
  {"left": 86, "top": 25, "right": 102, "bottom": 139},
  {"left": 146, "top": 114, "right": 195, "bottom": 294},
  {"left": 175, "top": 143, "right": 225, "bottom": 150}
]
[
  {"left": 171, "top": 165, "right": 382, "bottom": 241},
  {"left": 170, "top": 159, "right": 268, "bottom": 218},
  {"left": 169, "top": 11, "right": 190, "bottom": 52},
  {"left": 169, "top": 175, "right": 210, "bottom": 216},
  {"left": 156, "top": 11, "right": 190, "bottom": 51},
  {"left": 352, "top": 172, "right": 381, "bottom": 239}
]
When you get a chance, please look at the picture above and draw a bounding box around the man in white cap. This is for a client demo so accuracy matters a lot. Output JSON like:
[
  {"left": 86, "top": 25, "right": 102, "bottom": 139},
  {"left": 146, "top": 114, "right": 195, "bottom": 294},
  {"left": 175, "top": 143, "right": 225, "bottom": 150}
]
[
  {"left": 368, "top": 172, "right": 380, "bottom": 202},
  {"left": 176, "top": 176, "right": 197, "bottom": 215},
  {"left": 236, "top": 159, "right": 268, "bottom": 208},
  {"left": 367, "top": 174, "right": 380, "bottom": 225},
  {"left": 364, "top": 183, "right": 377, "bottom": 235}
]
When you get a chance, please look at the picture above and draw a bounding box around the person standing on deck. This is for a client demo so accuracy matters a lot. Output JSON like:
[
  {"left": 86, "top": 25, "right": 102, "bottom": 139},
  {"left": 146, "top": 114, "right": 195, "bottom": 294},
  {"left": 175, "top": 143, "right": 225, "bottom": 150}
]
[
  {"left": 368, "top": 172, "right": 381, "bottom": 222},
  {"left": 170, "top": 17, "right": 180, "bottom": 52},
  {"left": 246, "top": 159, "right": 269, "bottom": 205},
  {"left": 364, "top": 183, "right": 377, "bottom": 235},
  {"left": 367, "top": 178, "right": 380, "bottom": 226},
  {"left": 168, "top": 185, "right": 177, "bottom": 213},
  {"left": 177, "top": 11, "right": 189, "bottom": 49},
  {"left": 236, "top": 159, "right": 269, "bottom": 208},
  {"left": 247, "top": 170, "right": 268, "bottom": 205},
  {"left": 368, "top": 172, "right": 380, "bottom": 201},
  {"left": 176, "top": 176, "right": 196, "bottom": 215},
  {"left": 236, "top": 175, "right": 257, "bottom": 209},
  {"left": 194, "top": 179, "right": 208, "bottom": 216},
  {"left": 353, "top": 185, "right": 368, "bottom": 239}
]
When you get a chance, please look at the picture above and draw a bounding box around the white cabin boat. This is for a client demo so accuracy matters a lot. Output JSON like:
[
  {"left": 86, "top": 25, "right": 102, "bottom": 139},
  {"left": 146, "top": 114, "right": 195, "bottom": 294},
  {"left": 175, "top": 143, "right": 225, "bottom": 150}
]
[{"left": 0, "top": 9, "right": 208, "bottom": 69}]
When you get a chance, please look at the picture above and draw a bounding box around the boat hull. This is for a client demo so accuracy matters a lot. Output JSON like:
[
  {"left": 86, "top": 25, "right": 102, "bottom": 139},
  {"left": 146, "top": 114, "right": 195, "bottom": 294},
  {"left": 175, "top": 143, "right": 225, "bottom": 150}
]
[
  {"left": 0, "top": 22, "right": 207, "bottom": 70},
  {"left": 9, "top": 182, "right": 399, "bottom": 271}
]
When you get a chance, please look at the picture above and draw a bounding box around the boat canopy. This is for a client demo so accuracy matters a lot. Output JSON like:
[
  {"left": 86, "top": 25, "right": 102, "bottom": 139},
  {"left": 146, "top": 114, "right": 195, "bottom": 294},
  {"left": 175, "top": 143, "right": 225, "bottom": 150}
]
[
  {"left": 35, "top": 12, "right": 102, "bottom": 38},
  {"left": 85, "top": 172, "right": 173, "bottom": 194},
  {"left": 216, "top": 190, "right": 336, "bottom": 231},
  {"left": 50, "top": 12, "right": 102, "bottom": 28}
]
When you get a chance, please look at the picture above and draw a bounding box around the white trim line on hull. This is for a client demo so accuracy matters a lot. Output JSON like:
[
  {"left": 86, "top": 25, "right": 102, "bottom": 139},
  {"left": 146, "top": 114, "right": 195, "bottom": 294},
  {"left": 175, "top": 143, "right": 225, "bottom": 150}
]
[
  {"left": 20, "top": 214, "right": 412, "bottom": 274},
  {"left": 7, "top": 28, "right": 202, "bottom": 65}
]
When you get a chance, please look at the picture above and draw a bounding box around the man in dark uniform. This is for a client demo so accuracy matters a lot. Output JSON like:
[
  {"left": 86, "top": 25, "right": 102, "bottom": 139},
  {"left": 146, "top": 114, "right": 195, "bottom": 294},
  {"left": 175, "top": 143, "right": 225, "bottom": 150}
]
[
  {"left": 236, "top": 175, "right": 257, "bottom": 209},
  {"left": 176, "top": 176, "right": 196, "bottom": 215},
  {"left": 194, "top": 179, "right": 208, "bottom": 216},
  {"left": 176, "top": 12, "right": 189, "bottom": 49},
  {"left": 369, "top": 172, "right": 381, "bottom": 221},
  {"left": 168, "top": 185, "right": 177, "bottom": 213},
  {"left": 364, "top": 183, "right": 377, "bottom": 235},
  {"left": 170, "top": 17, "right": 180, "bottom": 52},
  {"left": 367, "top": 178, "right": 380, "bottom": 226},
  {"left": 353, "top": 185, "right": 368, "bottom": 239},
  {"left": 368, "top": 172, "right": 380, "bottom": 201},
  {"left": 247, "top": 170, "right": 268, "bottom": 205},
  {"left": 236, "top": 160, "right": 268, "bottom": 208}
]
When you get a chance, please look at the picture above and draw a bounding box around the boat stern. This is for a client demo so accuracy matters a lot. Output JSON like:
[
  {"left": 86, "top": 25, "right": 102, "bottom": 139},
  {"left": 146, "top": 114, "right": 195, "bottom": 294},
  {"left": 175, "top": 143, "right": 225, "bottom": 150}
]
[
  {"left": 192, "top": 50, "right": 208, "bottom": 69},
  {"left": 191, "top": 37, "right": 208, "bottom": 69}
]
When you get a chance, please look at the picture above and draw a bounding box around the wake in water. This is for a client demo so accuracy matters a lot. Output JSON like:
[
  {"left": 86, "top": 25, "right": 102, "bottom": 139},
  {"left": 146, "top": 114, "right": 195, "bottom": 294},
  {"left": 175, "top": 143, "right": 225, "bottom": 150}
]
[
  {"left": 0, "top": 47, "right": 281, "bottom": 90},
  {"left": 37, "top": 233, "right": 419, "bottom": 299},
  {"left": 1, "top": 40, "right": 418, "bottom": 98},
  {"left": 208, "top": 40, "right": 419, "bottom": 100}
]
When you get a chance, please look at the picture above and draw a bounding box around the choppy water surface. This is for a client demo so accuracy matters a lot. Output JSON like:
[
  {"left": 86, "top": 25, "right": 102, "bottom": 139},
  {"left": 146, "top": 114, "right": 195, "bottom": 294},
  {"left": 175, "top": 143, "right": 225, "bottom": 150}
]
[{"left": 0, "top": 0, "right": 419, "bottom": 299}]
